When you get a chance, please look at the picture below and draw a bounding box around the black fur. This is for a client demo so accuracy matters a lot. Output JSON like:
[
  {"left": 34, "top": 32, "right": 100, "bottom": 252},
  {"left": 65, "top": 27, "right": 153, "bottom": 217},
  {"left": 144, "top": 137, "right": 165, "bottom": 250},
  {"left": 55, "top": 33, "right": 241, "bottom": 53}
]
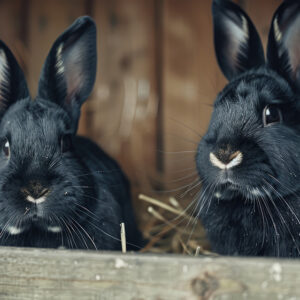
[
  {"left": 0, "top": 16, "right": 142, "bottom": 250},
  {"left": 197, "top": 0, "right": 300, "bottom": 257}
]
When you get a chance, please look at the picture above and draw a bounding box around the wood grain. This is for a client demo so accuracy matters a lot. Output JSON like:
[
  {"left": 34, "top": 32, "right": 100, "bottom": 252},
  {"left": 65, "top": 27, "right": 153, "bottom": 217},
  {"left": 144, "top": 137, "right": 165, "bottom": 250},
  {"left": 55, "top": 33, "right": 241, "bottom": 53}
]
[
  {"left": 0, "top": 247, "right": 299, "bottom": 300},
  {"left": 89, "top": 0, "right": 158, "bottom": 215},
  {"left": 161, "top": 0, "right": 224, "bottom": 183},
  {"left": 0, "top": 0, "right": 27, "bottom": 75}
]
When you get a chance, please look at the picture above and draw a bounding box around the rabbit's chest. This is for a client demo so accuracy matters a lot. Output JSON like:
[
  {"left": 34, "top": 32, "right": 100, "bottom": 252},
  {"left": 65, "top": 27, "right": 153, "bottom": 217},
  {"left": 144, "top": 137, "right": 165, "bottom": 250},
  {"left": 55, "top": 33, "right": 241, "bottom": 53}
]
[{"left": 200, "top": 196, "right": 300, "bottom": 257}]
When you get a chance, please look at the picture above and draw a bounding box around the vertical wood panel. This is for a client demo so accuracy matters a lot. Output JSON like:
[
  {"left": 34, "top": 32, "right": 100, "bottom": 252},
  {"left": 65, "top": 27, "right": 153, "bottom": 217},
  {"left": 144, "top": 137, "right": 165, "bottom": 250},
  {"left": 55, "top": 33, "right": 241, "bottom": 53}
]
[
  {"left": 90, "top": 0, "right": 158, "bottom": 209},
  {"left": 0, "top": 0, "right": 27, "bottom": 74},
  {"left": 162, "top": 0, "right": 225, "bottom": 183},
  {"left": 0, "top": 0, "right": 23, "bottom": 43}
]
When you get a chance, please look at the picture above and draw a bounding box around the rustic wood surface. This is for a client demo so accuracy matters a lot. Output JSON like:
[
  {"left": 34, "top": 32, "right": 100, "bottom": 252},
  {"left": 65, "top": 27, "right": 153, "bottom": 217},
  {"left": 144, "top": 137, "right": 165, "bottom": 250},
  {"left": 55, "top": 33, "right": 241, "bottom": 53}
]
[
  {"left": 162, "top": 0, "right": 221, "bottom": 179},
  {"left": 0, "top": 247, "right": 299, "bottom": 300},
  {"left": 90, "top": 0, "right": 158, "bottom": 206}
]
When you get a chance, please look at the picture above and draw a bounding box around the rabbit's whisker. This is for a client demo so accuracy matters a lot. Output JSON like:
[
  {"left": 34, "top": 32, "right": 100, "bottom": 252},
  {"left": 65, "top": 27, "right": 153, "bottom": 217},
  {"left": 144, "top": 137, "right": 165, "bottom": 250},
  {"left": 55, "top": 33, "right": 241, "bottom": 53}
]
[
  {"left": 73, "top": 199, "right": 142, "bottom": 249},
  {"left": 155, "top": 178, "right": 201, "bottom": 195},
  {"left": 168, "top": 117, "right": 203, "bottom": 138},
  {"left": 158, "top": 150, "right": 197, "bottom": 155},
  {"left": 266, "top": 174, "right": 300, "bottom": 224},
  {"left": 262, "top": 179, "right": 300, "bottom": 255},
  {"left": 171, "top": 166, "right": 197, "bottom": 174},
  {"left": 64, "top": 216, "right": 88, "bottom": 250},
  {"left": 260, "top": 191, "right": 280, "bottom": 257},
  {"left": 255, "top": 196, "right": 267, "bottom": 247},
  {"left": 60, "top": 216, "right": 77, "bottom": 249},
  {"left": 149, "top": 190, "right": 202, "bottom": 234},
  {"left": 184, "top": 187, "right": 208, "bottom": 232},
  {"left": 186, "top": 182, "right": 216, "bottom": 246},
  {"left": 162, "top": 172, "right": 198, "bottom": 185},
  {"left": 184, "top": 180, "right": 215, "bottom": 238},
  {"left": 70, "top": 169, "right": 123, "bottom": 179},
  {"left": 0, "top": 214, "right": 18, "bottom": 238},
  {"left": 69, "top": 215, "right": 98, "bottom": 250},
  {"left": 50, "top": 213, "right": 65, "bottom": 247},
  {"left": 178, "top": 178, "right": 202, "bottom": 199},
  {"left": 166, "top": 133, "right": 199, "bottom": 145}
]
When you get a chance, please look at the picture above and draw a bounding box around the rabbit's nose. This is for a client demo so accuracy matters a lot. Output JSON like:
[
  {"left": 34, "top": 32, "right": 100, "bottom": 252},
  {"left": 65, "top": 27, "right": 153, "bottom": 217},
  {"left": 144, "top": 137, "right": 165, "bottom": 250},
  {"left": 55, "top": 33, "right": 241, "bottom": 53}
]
[
  {"left": 209, "top": 150, "right": 243, "bottom": 170},
  {"left": 22, "top": 181, "right": 50, "bottom": 204}
]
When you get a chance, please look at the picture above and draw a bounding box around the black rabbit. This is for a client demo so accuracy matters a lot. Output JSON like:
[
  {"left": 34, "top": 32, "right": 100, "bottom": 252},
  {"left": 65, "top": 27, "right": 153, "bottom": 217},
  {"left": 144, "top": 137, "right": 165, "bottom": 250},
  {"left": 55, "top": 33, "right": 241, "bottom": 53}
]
[
  {"left": 197, "top": 0, "right": 300, "bottom": 257},
  {"left": 0, "top": 16, "right": 142, "bottom": 250}
]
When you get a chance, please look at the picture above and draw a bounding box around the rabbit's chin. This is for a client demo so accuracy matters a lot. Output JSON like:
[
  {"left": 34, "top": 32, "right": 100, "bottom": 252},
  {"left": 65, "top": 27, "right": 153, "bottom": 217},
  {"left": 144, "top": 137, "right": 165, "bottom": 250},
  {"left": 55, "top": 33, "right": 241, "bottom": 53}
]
[
  {"left": 5, "top": 208, "right": 64, "bottom": 236},
  {"left": 212, "top": 182, "right": 268, "bottom": 202}
]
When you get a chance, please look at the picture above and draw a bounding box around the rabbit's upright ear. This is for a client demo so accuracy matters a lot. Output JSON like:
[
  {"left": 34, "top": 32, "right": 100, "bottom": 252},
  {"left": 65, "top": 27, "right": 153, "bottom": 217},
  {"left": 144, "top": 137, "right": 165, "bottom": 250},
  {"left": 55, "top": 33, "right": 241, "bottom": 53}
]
[
  {"left": 0, "top": 41, "right": 29, "bottom": 116},
  {"left": 267, "top": 1, "right": 300, "bottom": 91},
  {"left": 37, "top": 16, "right": 97, "bottom": 130},
  {"left": 212, "top": 0, "right": 265, "bottom": 80}
]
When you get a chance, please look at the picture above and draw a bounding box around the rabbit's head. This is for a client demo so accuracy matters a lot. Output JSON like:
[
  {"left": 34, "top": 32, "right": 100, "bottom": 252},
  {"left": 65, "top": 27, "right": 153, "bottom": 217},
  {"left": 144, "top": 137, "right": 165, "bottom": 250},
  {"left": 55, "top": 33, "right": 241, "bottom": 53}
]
[
  {"left": 197, "top": 0, "right": 300, "bottom": 202},
  {"left": 0, "top": 17, "right": 97, "bottom": 234}
]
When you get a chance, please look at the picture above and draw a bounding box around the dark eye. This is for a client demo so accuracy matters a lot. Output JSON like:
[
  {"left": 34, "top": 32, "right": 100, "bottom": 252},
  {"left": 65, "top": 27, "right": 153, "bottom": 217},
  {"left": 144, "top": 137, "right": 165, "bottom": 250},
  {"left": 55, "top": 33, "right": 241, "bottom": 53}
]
[
  {"left": 61, "top": 134, "right": 72, "bottom": 153},
  {"left": 3, "top": 138, "right": 10, "bottom": 157},
  {"left": 263, "top": 105, "right": 282, "bottom": 126}
]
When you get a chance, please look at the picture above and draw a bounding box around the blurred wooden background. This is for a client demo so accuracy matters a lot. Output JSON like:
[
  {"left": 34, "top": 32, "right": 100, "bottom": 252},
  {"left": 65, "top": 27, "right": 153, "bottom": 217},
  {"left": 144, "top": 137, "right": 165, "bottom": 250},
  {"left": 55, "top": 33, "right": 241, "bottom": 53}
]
[{"left": 0, "top": 0, "right": 282, "bottom": 227}]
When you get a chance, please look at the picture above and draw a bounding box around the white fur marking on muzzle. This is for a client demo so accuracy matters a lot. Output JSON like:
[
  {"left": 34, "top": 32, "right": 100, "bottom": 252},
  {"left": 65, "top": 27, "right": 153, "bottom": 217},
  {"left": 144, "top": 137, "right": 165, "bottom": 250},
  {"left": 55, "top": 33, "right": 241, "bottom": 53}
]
[
  {"left": 251, "top": 188, "right": 263, "bottom": 197},
  {"left": 209, "top": 152, "right": 243, "bottom": 170},
  {"left": 214, "top": 192, "right": 222, "bottom": 199},
  {"left": 210, "top": 152, "right": 226, "bottom": 169},
  {"left": 26, "top": 195, "right": 46, "bottom": 204},
  {"left": 7, "top": 226, "right": 24, "bottom": 235},
  {"left": 48, "top": 226, "right": 62, "bottom": 233}
]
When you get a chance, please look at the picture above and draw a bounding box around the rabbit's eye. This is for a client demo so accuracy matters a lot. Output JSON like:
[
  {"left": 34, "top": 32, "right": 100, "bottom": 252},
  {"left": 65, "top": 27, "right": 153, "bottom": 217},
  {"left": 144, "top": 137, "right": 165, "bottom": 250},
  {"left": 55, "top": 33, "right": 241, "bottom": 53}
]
[
  {"left": 61, "top": 134, "right": 72, "bottom": 153},
  {"left": 263, "top": 105, "right": 282, "bottom": 126},
  {"left": 3, "top": 138, "right": 10, "bottom": 157}
]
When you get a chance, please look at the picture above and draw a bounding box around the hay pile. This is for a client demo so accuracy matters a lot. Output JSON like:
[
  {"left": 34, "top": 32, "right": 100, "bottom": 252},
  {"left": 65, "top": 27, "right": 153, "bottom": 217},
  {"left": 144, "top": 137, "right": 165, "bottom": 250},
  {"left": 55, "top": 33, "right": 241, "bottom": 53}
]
[{"left": 137, "top": 194, "right": 216, "bottom": 256}]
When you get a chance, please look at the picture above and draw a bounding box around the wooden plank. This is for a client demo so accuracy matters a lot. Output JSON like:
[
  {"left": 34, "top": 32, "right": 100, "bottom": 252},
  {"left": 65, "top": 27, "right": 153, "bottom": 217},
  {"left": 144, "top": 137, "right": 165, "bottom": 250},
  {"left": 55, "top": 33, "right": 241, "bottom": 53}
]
[
  {"left": 0, "top": 0, "right": 25, "bottom": 47},
  {"left": 89, "top": 0, "right": 158, "bottom": 208},
  {"left": 0, "top": 0, "right": 27, "bottom": 74},
  {"left": 162, "top": 0, "right": 224, "bottom": 183},
  {"left": 26, "top": 0, "right": 88, "bottom": 134},
  {"left": 0, "top": 247, "right": 299, "bottom": 299}
]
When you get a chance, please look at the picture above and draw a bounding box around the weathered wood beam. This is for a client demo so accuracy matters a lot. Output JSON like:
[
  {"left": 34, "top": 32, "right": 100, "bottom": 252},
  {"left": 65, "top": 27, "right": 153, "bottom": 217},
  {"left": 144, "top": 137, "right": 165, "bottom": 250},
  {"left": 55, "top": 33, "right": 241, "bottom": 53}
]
[{"left": 0, "top": 247, "right": 299, "bottom": 299}]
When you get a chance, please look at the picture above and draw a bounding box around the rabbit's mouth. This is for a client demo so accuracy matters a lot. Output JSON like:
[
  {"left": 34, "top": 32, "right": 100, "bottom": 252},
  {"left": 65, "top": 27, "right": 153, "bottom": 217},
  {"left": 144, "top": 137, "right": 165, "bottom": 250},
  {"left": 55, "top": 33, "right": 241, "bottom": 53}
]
[
  {"left": 21, "top": 206, "right": 52, "bottom": 228},
  {"left": 213, "top": 183, "right": 241, "bottom": 200},
  {"left": 23, "top": 213, "right": 62, "bottom": 233},
  {"left": 213, "top": 183, "right": 266, "bottom": 201}
]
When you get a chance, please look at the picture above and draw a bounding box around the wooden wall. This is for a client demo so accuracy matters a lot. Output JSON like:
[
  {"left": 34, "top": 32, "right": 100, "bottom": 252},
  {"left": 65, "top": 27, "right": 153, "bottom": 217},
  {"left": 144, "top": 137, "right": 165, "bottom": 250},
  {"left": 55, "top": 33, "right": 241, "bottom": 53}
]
[{"left": 0, "top": 0, "right": 282, "bottom": 219}]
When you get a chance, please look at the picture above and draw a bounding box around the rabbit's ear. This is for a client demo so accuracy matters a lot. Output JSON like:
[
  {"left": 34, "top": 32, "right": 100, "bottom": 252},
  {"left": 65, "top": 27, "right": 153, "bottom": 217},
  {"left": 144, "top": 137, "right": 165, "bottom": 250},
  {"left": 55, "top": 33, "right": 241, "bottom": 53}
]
[
  {"left": 37, "top": 16, "right": 97, "bottom": 130},
  {"left": 212, "top": 0, "right": 265, "bottom": 80},
  {"left": 267, "top": 1, "right": 300, "bottom": 91},
  {"left": 0, "top": 41, "right": 29, "bottom": 116}
]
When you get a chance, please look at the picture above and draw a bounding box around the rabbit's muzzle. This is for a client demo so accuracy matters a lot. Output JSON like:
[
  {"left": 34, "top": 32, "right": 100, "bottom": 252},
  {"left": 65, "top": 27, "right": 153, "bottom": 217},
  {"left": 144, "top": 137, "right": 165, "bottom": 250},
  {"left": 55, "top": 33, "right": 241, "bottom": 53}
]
[
  {"left": 21, "top": 180, "right": 50, "bottom": 204},
  {"left": 209, "top": 150, "right": 243, "bottom": 170}
]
